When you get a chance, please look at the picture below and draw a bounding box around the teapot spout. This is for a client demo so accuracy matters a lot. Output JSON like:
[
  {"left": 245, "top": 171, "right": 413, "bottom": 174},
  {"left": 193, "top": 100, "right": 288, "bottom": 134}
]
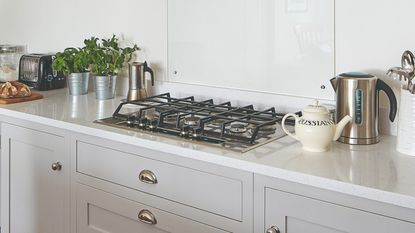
[{"left": 333, "top": 115, "right": 352, "bottom": 141}]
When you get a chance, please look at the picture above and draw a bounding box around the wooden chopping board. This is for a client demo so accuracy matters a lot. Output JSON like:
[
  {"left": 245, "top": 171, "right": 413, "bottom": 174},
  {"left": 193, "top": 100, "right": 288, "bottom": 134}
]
[{"left": 0, "top": 92, "right": 43, "bottom": 104}]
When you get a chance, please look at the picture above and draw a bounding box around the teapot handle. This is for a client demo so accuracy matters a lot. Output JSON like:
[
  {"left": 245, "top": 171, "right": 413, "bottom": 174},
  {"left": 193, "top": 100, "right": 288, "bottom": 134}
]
[{"left": 281, "top": 113, "right": 299, "bottom": 140}]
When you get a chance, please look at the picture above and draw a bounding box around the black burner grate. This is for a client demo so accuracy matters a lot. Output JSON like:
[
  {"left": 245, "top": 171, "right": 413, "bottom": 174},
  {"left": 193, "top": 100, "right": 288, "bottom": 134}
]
[{"left": 108, "top": 93, "right": 300, "bottom": 147}]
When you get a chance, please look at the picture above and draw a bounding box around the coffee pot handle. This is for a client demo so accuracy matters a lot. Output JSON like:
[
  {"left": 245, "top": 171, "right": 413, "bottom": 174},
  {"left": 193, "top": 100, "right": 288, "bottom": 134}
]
[
  {"left": 376, "top": 79, "right": 397, "bottom": 122},
  {"left": 281, "top": 113, "right": 299, "bottom": 140},
  {"left": 144, "top": 61, "right": 154, "bottom": 86}
]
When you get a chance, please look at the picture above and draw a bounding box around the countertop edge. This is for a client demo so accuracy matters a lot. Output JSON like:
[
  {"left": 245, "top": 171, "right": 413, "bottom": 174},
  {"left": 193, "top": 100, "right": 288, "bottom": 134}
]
[{"left": 0, "top": 108, "right": 414, "bottom": 211}]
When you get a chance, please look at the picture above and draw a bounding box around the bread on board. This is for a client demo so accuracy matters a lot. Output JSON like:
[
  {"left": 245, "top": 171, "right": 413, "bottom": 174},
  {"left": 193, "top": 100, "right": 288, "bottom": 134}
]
[{"left": 0, "top": 81, "right": 32, "bottom": 98}]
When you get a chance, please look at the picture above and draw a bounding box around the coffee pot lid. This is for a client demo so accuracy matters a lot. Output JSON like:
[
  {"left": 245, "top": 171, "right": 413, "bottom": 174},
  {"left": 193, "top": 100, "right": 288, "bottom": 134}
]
[
  {"left": 303, "top": 100, "right": 329, "bottom": 114},
  {"left": 0, "top": 44, "right": 26, "bottom": 54}
]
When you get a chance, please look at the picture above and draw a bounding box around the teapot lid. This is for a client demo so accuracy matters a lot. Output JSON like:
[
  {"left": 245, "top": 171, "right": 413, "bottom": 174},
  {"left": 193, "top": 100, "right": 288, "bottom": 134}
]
[{"left": 303, "top": 100, "right": 329, "bottom": 114}]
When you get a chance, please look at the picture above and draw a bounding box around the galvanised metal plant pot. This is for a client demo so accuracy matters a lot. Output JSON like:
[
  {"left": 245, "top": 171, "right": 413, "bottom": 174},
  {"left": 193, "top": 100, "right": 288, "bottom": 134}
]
[
  {"left": 94, "top": 75, "right": 117, "bottom": 100},
  {"left": 67, "top": 72, "right": 90, "bottom": 96}
]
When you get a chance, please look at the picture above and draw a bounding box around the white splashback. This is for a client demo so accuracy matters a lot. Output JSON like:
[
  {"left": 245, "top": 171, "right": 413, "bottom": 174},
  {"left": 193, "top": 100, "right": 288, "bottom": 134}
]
[
  {"left": 335, "top": 0, "right": 415, "bottom": 135},
  {"left": 168, "top": 0, "right": 335, "bottom": 100},
  {"left": 336, "top": 0, "right": 415, "bottom": 75},
  {"left": 2, "top": 0, "right": 415, "bottom": 135}
]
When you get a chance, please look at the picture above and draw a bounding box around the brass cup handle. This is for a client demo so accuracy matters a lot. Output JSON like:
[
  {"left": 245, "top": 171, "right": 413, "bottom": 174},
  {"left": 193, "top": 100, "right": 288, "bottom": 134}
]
[
  {"left": 139, "top": 170, "right": 158, "bottom": 184},
  {"left": 51, "top": 162, "right": 62, "bottom": 171},
  {"left": 266, "top": 226, "right": 280, "bottom": 233},
  {"left": 138, "top": 209, "right": 157, "bottom": 225}
]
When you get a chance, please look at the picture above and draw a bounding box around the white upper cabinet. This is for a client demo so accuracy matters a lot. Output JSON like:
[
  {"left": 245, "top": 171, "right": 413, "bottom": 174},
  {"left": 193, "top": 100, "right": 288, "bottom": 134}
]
[{"left": 168, "top": 0, "right": 335, "bottom": 100}]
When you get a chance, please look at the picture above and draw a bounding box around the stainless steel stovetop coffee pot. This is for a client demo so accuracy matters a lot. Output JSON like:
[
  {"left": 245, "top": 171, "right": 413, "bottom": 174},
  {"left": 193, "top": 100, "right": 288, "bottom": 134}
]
[
  {"left": 330, "top": 72, "right": 397, "bottom": 145},
  {"left": 127, "top": 61, "right": 154, "bottom": 101}
]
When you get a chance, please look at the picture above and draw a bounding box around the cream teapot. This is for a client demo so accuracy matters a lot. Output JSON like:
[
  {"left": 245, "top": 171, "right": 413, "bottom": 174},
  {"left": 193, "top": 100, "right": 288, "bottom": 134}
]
[{"left": 281, "top": 100, "right": 352, "bottom": 152}]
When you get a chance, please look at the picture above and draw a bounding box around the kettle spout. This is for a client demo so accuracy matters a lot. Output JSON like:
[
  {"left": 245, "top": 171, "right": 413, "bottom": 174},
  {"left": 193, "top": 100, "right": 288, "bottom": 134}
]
[
  {"left": 333, "top": 115, "right": 352, "bottom": 141},
  {"left": 330, "top": 77, "right": 337, "bottom": 90}
]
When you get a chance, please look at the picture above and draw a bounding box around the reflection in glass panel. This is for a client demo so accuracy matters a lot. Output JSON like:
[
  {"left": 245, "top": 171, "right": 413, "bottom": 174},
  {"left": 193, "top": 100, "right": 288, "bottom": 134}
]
[{"left": 168, "top": 0, "right": 334, "bottom": 99}]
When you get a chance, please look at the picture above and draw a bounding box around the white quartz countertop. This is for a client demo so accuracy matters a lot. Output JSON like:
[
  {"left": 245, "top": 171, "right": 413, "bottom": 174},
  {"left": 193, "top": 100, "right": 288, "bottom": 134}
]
[{"left": 1, "top": 89, "right": 415, "bottom": 211}]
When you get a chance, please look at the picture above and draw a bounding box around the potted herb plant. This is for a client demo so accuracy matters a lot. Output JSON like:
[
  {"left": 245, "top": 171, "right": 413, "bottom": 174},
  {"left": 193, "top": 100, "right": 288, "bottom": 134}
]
[
  {"left": 53, "top": 47, "right": 90, "bottom": 95},
  {"left": 84, "top": 35, "right": 139, "bottom": 100}
]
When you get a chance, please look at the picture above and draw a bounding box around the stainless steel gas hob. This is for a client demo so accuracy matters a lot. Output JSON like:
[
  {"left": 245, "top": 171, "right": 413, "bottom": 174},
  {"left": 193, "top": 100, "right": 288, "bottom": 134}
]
[{"left": 95, "top": 93, "right": 298, "bottom": 152}]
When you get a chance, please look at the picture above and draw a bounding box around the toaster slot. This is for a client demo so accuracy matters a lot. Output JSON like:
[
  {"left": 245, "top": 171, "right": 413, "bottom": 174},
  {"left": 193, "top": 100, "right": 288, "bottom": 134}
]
[{"left": 19, "top": 56, "right": 39, "bottom": 83}]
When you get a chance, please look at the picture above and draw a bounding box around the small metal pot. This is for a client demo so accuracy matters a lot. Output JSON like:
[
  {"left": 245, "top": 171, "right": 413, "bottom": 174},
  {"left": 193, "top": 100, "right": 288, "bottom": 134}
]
[
  {"left": 94, "top": 75, "right": 117, "bottom": 100},
  {"left": 67, "top": 72, "right": 90, "bottom": 96}
]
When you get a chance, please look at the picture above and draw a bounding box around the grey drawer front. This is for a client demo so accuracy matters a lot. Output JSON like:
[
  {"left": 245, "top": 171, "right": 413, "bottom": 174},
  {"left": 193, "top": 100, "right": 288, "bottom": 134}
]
[
  {"left": 77, "top": 184, "right": 229, "bottom": 233},
  {"left": 76, "top": 141, "right": 243, "bottom": 221}
]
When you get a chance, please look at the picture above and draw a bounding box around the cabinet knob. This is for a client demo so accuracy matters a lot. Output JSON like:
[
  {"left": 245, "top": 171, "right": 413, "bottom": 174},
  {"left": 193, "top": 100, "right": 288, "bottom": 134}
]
[
  {"left": 266, "top": 226, "right": 280, "bottom": 233},
  {"left": 51, "top": 162, "right": 62, "bottom": 171},
  {"left": 139, "top": 170, "right": 158, "bottom": 184},
  {"left": 138, "top": 209, "right": 157, "bottom": 225}
]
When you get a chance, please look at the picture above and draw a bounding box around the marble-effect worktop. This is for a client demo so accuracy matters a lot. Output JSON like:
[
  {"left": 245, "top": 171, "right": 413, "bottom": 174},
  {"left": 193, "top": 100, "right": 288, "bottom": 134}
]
[{"left": 0, "top": 89, "right": 414, "bottom": 210}]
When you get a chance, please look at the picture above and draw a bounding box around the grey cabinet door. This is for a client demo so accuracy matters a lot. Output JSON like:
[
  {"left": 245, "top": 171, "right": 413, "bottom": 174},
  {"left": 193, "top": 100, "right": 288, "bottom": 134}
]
[
  {"left": 1, "top": 124, "right": 68, "bottom": 233},
  {"left": 264, "top": 188, "right": 415, "bottom": 233}
]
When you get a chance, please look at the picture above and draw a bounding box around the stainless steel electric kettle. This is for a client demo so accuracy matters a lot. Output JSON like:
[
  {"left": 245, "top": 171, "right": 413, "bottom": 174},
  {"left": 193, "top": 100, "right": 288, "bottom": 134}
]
[
  {"left": 127, "top": 61, "right": 154, "bottom": 101},
  {"left": 330, "top": 72, "right": 397, "bottom": 145}
]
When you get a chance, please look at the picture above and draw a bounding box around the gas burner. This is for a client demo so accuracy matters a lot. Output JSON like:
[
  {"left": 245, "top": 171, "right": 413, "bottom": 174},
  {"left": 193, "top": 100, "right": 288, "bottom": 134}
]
[
  {"left": 154, "top": 109, "right": 177, "bottom": 124},
  {"left": 210, "top": 118, "right": 227, "bottom": 126},
  {"left": 254, "top": 122, "right": 279, "bottom": 139},
  {"left": 95, "top": 93, "right": 299, "bottom": 153},
  {"left": 143, "top": 109, "right": 157, "bottom": 121},
  {"left": 229, "top": 123, "right": 248, "bottom": 134},
  {"left": 183, "top": 116, "right": 200, "bottom": 126},
  {"left": 163, "top": 114, "right": 178, "bottom": 124},
  {"left": 257, "top": 123, "right": 277, "bottom": 132}
]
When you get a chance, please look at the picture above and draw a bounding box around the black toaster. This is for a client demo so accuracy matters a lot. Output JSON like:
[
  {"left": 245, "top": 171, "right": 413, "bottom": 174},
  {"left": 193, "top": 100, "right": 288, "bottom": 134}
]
[{"left": 19, "top": 54, "right": 65, "bottom": 91}]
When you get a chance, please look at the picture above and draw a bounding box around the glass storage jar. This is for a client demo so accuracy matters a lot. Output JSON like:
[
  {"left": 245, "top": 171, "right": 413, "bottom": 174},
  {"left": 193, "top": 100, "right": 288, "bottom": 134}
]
[{"left": 0, "top": 45, "right": 26, "bottom": 82}]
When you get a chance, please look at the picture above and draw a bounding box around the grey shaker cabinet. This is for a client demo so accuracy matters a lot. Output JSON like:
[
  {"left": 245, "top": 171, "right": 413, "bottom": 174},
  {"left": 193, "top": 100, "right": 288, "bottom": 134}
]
[
  {"left": 76, "top": 184, "right": 229, "bottom": 233},
  {"left": 1, "top": 118, "right": 415, "bottom": 233},
  {"left": 73, "top": 134, "right": 253, "bottom": 233},
  {"left": 255, "top": 175, "right": 415, "bottom": 233},
  {"left": 76, "top": 140, "right": 244, "bottom": 221},
  {"left": 1, "top": 123, "right": 70, "bottom": 233}
]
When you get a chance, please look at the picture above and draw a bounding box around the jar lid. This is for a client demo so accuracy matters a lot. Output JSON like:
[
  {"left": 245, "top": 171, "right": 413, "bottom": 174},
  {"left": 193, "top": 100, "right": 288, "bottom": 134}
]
[
  {"left": 0, "top": 45, "right": 26, "bottom": 54},
  {"left": 303, "top": 100, "right": 329, "bottom": 114}
]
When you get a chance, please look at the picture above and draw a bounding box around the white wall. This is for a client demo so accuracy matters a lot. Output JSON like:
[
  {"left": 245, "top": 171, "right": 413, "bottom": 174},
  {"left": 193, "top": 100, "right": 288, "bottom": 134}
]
[
  {"left": 336, "top": 0, "right": 415, "bottom": 134},
  {"left": 0, "top": 0, "right": 167, "bottom": 80},
  {"left": 0, "top": 0, "right": 412, "bottom": 91},
  {"left": 1, "top": 0, "right": 414, "bottom": 134},
  {"left": 336, "top": 0, "right": 414, "bottom": 75}
]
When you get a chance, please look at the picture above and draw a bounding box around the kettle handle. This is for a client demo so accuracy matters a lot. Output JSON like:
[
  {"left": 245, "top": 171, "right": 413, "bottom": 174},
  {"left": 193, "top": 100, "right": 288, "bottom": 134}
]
[
  {"left": 144, "top": 61, "right": 154, "bottom": 86},
  {"left": 376, "top": 79, "right": 397, "bottom": 122},
  {"left": 281, "top": 113, "right": 299, "bottom": 140}
]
